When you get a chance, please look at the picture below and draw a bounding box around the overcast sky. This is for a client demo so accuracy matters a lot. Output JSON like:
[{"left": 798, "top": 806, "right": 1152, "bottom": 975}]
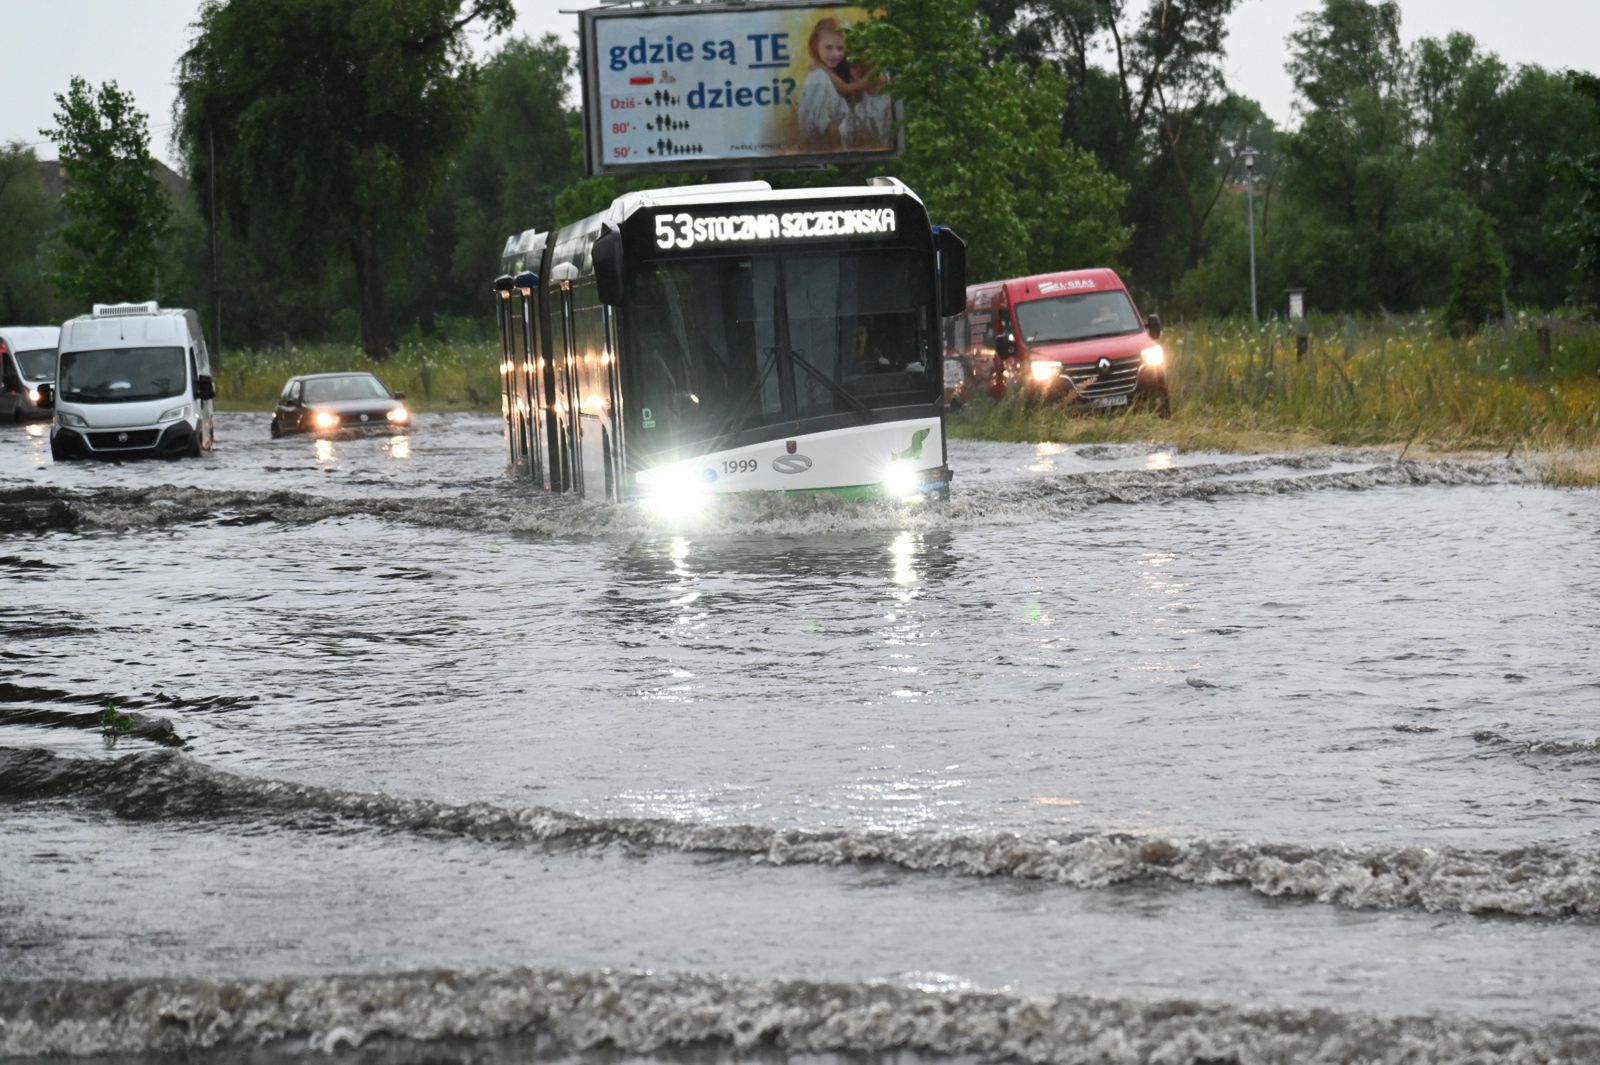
[{"left": 5, "top": 0, "right": 1595, "bottom": 171}]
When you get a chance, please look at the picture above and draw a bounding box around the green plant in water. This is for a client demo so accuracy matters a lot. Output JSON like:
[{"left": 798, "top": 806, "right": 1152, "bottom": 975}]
[{"left": 100, "top": 700, "right": 133, "bottom": 735}]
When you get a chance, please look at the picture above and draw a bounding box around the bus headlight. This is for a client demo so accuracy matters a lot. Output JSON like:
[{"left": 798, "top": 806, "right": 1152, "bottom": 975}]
[
  {"left": 1029, "top": 360, "right": 1062, "bottom": 382},
  {"left": 638, "top": 463, "right": 712, "bottom": 519},
  {"left": 311, "top": 410, "right": 340, "bottom": 431},
  {"left": 1140, "top": 344, "right": 1165, "bottom": 367},
  {"left": 881, "top": 460, "right": 921, "bottom": 499}
]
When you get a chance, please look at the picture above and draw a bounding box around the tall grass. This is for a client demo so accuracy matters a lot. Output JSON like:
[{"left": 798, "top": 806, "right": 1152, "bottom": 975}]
[
  {"left": 214, "top": 338, "right": 501, "bottom": 411},
  {"left": 955, "top": 316, "right": 1600, "bottom": 458}
]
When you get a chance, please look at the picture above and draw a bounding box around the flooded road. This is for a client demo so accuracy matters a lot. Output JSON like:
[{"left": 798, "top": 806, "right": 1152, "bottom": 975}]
[{"left": 2, "top": 413, "right": 1598, "bottom": 1064}]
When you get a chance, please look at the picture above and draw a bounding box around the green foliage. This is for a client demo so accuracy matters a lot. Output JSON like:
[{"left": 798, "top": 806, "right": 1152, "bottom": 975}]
[
  {"left": 214, "top": 338, "right": 500, "bottom": 411},
  {"left": 1444, "top": 214, "right": 1508, "bottom": 332},
  {"left": 100, "top": 700, "right": 133, "bottom": 734},
  {"left": 178, "top": 0, "right": 515, "bottom": 360},
  {"left": 0, "top": 144, "right": 58, "bottom": 322},
  {"left": 1569, "top": 72, "right": 1600, "bottom": 308},
  {"left": 40, "top": 78, "right": 175, "bottom": 307},
  {"left": 851, "top": 0, "right": 1129, "bottom": 282}
]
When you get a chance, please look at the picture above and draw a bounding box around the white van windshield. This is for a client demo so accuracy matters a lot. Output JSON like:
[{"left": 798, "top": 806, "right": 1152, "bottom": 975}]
[
  {"left": 13, "top": 348, "right": 56, "bottom": 381},
  {"left": 58, "top": 347, "right": 186, "bottom": 403}
]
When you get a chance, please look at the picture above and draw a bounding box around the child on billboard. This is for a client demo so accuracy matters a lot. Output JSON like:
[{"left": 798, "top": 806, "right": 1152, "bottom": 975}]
[{"left": 797, "top": 16, "right": 892, "bottom": 152}]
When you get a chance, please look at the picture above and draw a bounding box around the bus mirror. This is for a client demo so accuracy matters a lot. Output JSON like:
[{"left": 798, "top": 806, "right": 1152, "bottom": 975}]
[
  {"left": 493, "top": 274, "right": 514, "bottom": 298},
  {"left": 934, "top": 226, "right": 967, "bottom": 317},
  {"left": 514, "top": 270, "right": 538, "bottom": 295},
  {"left": 593, "top": 227, "right": 624, "bottom": 306}
]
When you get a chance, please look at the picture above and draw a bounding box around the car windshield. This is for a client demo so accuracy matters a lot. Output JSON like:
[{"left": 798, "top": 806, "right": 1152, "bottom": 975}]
[
  {"left": 302, "top": 376, "right": 390, "bottom": 404},
  {"left": 14, "top": 348, "right": 56, "bottom": 381},
  {"left": 58, "top": 347, "right": 184, "bottom": 403},
  {"left": 1014, "top": 290, "right": 1141, "bottom": 344}
]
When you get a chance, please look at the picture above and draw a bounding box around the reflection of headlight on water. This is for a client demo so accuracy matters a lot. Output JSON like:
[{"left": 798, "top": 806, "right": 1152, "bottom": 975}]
[
  {"left": 881, "top": 460, "right": 921, "bottom": 500},
  {"left": 637, "top": 464, "right": 712, "bottom": 519}
]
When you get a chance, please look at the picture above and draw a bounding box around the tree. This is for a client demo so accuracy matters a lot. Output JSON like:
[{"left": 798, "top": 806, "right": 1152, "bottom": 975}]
[
  {"left": 1564, "top": 72, "right": 1600, "bottom": 308},
  {"left": 178, "top": 0, "right": 514, "bottom": 360},
  {"left": 40, "top": 78, "right": 174, "bottom": 307},
  {"left": 1443, "top": 213, "right": 1508, "bottom": 331},
  {"left": 975, "top": 0, "right": 1242, "bottom": 298},
  {"left": 0, "top": 144, "right": 57, "bottom": 322},
  {"left": 851, "top": 0, "right": 1129, "bottom": 282}
]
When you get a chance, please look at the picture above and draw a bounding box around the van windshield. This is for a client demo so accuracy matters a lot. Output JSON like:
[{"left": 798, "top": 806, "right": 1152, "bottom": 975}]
[
  {"left": 58, "top": 347, "right": 186, "bottom": 403},
  {"left": 1015, "top": 291, "right": 1141, "bottom": 344},
  {"left": 13, "top": 348, "right": 56, "bottom": 381}
]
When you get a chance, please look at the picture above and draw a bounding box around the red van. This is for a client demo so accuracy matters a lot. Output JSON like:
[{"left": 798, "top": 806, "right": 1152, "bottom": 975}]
[{"left": 945, "top": 268, "right": 1168, "bottom": 413}]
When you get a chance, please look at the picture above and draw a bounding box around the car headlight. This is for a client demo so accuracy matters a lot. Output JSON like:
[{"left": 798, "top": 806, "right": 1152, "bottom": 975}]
[
  {"left": 56, "top": 411, "right": 88, "bottom": 428},
  {"left": 157, "top": 404, "right": 192, "bottom": 424},
  {"left": 386, "top": 405, "right": 410, "bottom": 423},
  {"left": 311, "top": 410, "right": 340, "bottom": 430},
  {"left": 1029, "top": 360, "right": 1063, "bottom": 382},
  {"left": 1140, "top": 343, "right": 1165, "bottom": 367}
]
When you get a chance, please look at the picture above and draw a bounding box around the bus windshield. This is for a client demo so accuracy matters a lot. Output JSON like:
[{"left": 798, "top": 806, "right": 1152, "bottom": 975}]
[
  {"left": 1015, "top": 291, "right": 1141, "bottom": 344},
  {"left": 622, "top": 248, "right": 936, "bottom": 456},
  {"left": 58, "top": 347, "right": 186, "bottom": 403}
]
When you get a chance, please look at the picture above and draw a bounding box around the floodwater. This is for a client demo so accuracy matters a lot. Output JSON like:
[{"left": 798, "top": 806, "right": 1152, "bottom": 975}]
[{"left": 2, "top": 413, "right": 1598, "bottom": 1064}]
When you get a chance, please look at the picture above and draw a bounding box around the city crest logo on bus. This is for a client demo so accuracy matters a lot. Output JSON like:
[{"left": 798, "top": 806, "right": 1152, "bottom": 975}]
[{"left": 772, "top": 453, "right": 812, "bottom": 474}]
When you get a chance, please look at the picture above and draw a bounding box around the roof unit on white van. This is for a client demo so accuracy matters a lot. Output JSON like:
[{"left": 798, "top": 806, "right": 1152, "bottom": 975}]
[{"left": 92, "top": 301, "right": 160, "bottom": 317}]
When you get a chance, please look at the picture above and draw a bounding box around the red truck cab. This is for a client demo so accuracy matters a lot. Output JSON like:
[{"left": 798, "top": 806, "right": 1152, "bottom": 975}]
[{"left": 945, "top": 268, "right": 1168, "bottom": 413}]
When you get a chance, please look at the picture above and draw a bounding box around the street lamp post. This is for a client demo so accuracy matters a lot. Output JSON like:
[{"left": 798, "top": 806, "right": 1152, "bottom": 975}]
[{"left": 1240, "top": 144, "right": 1259, "bottom": 322}]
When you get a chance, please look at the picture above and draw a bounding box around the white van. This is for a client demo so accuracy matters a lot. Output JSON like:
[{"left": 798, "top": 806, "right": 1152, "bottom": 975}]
[
  {"left": 42, "top": 302, "right": 215, "bottom": 460},
  {"left": 0, "top": 324, "right": 60, "bottom": 422}
]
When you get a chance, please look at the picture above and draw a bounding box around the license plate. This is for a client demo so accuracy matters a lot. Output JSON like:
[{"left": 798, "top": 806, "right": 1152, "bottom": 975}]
[{"left": 1090, "top": 395, "right": 1129, "bottom": 408}]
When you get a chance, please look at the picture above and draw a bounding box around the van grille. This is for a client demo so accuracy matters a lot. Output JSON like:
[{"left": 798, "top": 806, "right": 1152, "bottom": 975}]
[
  {"left": 1053, "top": 355, "right": 1143, "bottom": 400},
  {"left": 87, "top": 429, "right": 161, "bottom": 450}
]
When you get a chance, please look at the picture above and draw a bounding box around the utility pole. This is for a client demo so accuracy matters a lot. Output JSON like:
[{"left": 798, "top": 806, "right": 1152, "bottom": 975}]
[{"left": 1240, "top": 143, "right": 1259, "bottom": 322}]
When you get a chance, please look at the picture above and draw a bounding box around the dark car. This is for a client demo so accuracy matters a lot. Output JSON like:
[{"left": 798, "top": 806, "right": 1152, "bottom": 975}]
[{"left": 271, "top": 372, "right": 410, "bottom": 438}]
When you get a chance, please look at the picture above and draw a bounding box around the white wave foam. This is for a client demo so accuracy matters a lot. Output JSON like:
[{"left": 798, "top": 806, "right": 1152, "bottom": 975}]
[{"left": 3, "top": 967, "right": 1595, "bottom": 1063}]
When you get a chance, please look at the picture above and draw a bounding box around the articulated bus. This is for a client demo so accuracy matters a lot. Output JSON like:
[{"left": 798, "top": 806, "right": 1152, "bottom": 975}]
[{"left": 493, "top": 178, "right": 966, "bottom": 510}]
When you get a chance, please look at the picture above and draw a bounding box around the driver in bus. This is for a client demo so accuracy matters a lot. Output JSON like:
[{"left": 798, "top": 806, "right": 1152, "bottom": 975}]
[{"left": 853, "top": 323, "right": 893, "bottom": 373}]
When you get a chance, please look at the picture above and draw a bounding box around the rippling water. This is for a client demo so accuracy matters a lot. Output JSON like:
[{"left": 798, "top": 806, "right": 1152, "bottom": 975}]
[{"left": 3, "top": 413, "right": 1598, "bottom": 1064}]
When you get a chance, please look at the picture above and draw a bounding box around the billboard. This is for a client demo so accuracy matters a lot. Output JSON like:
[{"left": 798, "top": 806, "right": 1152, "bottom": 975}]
[{"left": 580, "top": 1, "right": 902, "bottom": 176}]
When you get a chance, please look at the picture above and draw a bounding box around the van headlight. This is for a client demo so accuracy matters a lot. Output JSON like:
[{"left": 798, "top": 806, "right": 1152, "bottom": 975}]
[
  {"left": 56, "top": 411, "right": 88, "bottom": 428},
  {"left": 1140, "top": 344, "right": 1165, "bottom": 367},
  {"left": 157, "top": 404, "right": 193, "bottom": 424},
  {"left": 1029, "top": 360, "right": 1063, "bottom": 382},
  {"left": 26, "top": 388, "right": 40, "bottom": 404}
]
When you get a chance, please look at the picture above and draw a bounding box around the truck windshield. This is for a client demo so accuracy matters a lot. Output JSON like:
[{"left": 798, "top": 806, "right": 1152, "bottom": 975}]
[
  {"left": 622, "top": 248, "right": 936, "bottom": 456},
  {"left": 1015, "top": 291, "right": 1141, "bottom": 344},
  {"left": 13, "top": 348, "right": 56, "bottom": 381},
  {"left": 58, "top": 347, "right": 186, "bottom": 403}
]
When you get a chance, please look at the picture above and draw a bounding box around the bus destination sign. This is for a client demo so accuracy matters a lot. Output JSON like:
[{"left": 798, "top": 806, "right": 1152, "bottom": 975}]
[{"left": 649, "top": 207, "right": 899, "bottom": 251}]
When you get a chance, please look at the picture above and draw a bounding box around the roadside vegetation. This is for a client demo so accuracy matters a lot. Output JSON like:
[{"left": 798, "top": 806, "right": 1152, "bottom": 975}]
[{"left": 950, "top": 316, "right": 1600, "bottom": 485}]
